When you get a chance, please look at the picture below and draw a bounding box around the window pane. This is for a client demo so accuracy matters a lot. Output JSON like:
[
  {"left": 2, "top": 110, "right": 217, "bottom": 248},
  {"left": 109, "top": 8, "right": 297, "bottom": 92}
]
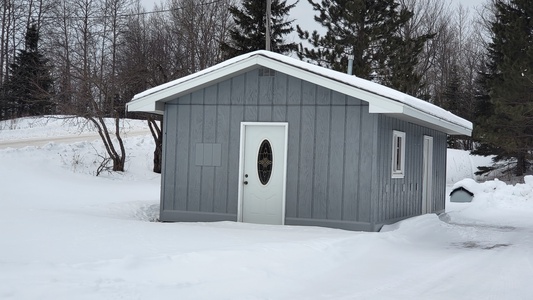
[
  {"left": 392, "top": 131, "right": 405, "bottom": 178},
  {"left": 257, "top": 140, "right": 273, "bottom": 185}
]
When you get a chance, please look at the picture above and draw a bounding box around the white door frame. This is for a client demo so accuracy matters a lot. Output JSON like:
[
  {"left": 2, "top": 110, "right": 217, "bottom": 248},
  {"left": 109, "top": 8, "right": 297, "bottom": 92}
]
[
  {"left": 237, "top": 122, "right": 289, "bottom": 224},
  {"left": 422, "top": 135, "right": 434, "bottom": 214}
]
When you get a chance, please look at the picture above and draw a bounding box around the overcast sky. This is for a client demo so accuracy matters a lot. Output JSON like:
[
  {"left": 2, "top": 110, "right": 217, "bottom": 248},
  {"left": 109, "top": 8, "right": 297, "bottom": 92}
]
[
  {"left": 287, "top": 0, "right": 488, "bottom": 42},
  {"left": 141, "top": 0, "right": 490, "bottom": 46}
]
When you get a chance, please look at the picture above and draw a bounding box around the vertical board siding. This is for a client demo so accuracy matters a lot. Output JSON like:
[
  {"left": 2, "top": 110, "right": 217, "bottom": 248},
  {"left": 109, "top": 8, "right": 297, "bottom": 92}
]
[
  {"left": 358, "top": 106, "right": 375, "bottom": 223},
  {"left": 343, "top": 105, "right": 360, "bottom": 221},
  {"left": 161, "top": 105, "right": 176, "bottom": 211},
  {"left": 374, "top": 115, "right": 447, "bottom": 224},
  {"left": 313, "top": 105, "right": 330, "bottom": 219},
  {"left": 434, "top": 132, "right": 447, "bottom": 212},
  {"left": 297, "top": 105, "right": 316, "bottom": 218},
  {"left": 188, "top": 101, "right": 204, "bottom": 211},
  {"left": 162, "top": 68, "right": 448, "bottom": 227},
  {"left": 285, "top": 76, "right": 302, "bottom": 218},
  {"left": 327, "top": 104, "right": 346, "bottom": 220},
  {"left": 214, "top": 105, "right": 230, "bottom": 213},
  {"left": 174, "top": 103, "right": 191, "bottom": 211}
]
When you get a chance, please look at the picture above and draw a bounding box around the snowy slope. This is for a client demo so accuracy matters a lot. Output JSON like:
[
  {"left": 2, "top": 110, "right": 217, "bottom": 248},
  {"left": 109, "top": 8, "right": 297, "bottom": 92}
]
[{"left": 0, "top": 117, "right": 532, "bottom": 300}]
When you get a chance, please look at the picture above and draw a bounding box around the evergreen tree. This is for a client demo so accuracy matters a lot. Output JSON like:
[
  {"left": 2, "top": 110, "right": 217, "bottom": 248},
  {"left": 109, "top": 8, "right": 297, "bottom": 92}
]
[
  {"left": 474, "top": 0, "right": 533, "bottom": 176},
  {"left": 442, "top": 65, "right": 475, "bottom": 149},
  {"left": 297, "top": 0, "right": 432, "bottom": 97},
  {"left": 220, "top": 0, "right": 298, "bottom": 58},
  {"left": 2, "top": 23, "right": 53, "bottom": 118}
]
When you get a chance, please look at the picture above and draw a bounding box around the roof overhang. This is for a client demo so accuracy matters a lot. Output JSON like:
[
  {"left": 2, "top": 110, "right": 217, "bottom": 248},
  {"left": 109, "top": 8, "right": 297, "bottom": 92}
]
[{"left": 127, "top": 51, "right": 472, "bottom": 136}]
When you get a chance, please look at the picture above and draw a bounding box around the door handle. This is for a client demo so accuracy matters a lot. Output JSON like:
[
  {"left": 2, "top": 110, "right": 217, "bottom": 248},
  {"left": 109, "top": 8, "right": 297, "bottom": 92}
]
[{"left": 244, "top": 181, "right": 248, "bottom": 185}]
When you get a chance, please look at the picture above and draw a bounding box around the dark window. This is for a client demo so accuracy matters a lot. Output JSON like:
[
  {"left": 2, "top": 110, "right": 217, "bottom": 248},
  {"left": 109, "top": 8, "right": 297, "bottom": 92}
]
[{"left": 257, "top": 140, "right": 273, "bottom": 185}]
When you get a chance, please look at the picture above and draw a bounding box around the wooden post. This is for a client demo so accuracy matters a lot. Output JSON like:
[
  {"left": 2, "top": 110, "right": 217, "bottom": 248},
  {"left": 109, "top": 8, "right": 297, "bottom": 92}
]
[{"left": 266, "top": 0, "right": 271, "bottom": 51}]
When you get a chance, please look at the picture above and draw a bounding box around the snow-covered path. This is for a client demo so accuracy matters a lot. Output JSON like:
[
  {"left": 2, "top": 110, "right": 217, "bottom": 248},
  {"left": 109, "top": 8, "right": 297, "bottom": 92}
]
[
  {"left": 1, "top": 117, "right": 533, "bottom": 299},
  {"left": 0, "top": 130, "right": 150, "bottom": 149}
]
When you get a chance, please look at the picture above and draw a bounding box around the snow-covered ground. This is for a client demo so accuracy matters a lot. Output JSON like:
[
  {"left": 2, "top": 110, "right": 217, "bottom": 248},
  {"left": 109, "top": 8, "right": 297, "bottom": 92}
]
[{"left": 1, "top": 117, "right": 532, "bottom": 299}]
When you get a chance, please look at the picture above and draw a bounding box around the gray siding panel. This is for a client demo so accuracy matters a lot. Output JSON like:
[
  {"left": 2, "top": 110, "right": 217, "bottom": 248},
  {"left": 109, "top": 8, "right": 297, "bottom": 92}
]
[
  {"left": 285, "top": 105, "right": 301, "bottom": 218},
  {"left": 232, "top": 74, "right": 245, "bottom": 105},
  {"left": 175, "top": 103, "right": 191, "bottom": 211},
  {"left": 188, "top": 103, "right": 204, "bottom": 211},
  {"left": 227, "top": 106, "right": 243, "bottom": 214},
  {"left": 327, "top": 105, "right": 345, "bottom": 220},
  {"left": 287, "top": 76, "right": 301, "bottom": 105},
  {"left": 343, "top": 105, "right": 359, "bottom": 221},
  {"left": 313, "top": 105, "right": 330, "bottom": 219},
  {"left": 214, "top": 105, "right": 230, "bottom": 213},
  {"left": 359, "top": 105, "right": 375, "bottom": 223},
  {"left": 160, "top": 68, "right": 446, "bottom": 231},
  {"left": 273, "top": 73, "right": 288, "bottom": 105},
  {"left": 161, "top": 105, "right": 176, "bottom": 211},
  {"left": 298, "top": 105, "right": 315, "bottom": 218},
  {"left": 374, "top": 115, "right": 448, "bottom": 225}
]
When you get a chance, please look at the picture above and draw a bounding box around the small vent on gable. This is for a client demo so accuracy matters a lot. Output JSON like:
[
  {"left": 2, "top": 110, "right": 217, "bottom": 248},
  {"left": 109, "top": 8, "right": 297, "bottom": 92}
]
[{"left": 259, "top": 68, "right": 276, "bottom": 77}]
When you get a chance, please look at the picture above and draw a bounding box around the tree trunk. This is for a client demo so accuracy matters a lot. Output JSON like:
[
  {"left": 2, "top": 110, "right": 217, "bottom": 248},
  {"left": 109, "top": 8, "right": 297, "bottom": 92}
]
[
  {"left": 87, "top": 116, "right": 126, "bottom": 172},
  {"left": 515, "top": 153, "right": 527, "bottom": 177},
  {"left": 148, "top": 115, "right": 162, "bottom": 174}
]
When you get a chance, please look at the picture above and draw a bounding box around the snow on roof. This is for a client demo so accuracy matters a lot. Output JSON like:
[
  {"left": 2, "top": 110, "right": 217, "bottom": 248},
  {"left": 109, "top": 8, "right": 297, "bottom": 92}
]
[
  {"left": 451, "top": 178, "right": 481, "bottom": 195},
  {"left": 128, "top": 50, "right": 472, "bottom": 135}
]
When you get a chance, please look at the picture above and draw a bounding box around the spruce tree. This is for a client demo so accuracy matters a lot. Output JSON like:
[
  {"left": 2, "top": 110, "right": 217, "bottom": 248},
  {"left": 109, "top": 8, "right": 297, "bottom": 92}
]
[
  {"left": 474, "top": 0, "right": 533, "bottom": 176},
  {"left": 3, "top": 24, "right": 53, "bottom": 118},
  {"left": 297, "top": 0, "right": 432, "bottom": 97},
  {"left": 442, "top": 65, "right": 473, "bottom": 149},
  {"left": 220, "top": 0, "right": 298, "bottom": 58}
]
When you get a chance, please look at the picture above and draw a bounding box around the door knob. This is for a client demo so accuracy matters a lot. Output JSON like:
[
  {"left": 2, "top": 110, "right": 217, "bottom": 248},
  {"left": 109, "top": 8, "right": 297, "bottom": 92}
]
[{"left": 244, "top": 181, "right": 248, "bottom": 185}]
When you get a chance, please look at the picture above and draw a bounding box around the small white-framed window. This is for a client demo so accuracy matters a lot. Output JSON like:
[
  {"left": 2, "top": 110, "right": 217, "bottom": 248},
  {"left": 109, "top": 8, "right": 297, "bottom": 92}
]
[{"left": 391, "top": 130, "right": 406, "bottom": 178}]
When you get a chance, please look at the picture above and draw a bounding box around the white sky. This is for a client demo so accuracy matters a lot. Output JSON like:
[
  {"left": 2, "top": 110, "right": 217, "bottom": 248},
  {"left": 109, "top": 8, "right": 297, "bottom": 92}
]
[{"left": 141, "top": 0, "right": 489, "bottom": 46}]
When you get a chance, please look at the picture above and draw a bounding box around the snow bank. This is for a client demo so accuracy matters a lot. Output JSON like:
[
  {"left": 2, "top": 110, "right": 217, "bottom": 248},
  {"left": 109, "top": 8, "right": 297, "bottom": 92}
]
[
  {"left": 446, "top": 149, "right": 493, "bottom": 184},
  {"left": 451, "top": 176, "right": 533, "bottom": 208},
  {"left": 446, "top": 176, "right": 533, "bottom": 229}
]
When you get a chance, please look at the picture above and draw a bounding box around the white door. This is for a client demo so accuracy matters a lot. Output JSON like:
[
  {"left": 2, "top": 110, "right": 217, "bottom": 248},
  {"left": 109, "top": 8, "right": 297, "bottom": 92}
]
[
  {"left": 422, "top": 136, "right": 434, "bottom": 214},
  {"left": 238, "top": 123, "right": 288, "bottom": 225}
]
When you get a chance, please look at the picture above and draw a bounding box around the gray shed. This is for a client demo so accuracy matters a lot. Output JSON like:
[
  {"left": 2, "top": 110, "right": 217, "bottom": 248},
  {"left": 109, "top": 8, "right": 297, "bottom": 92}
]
[{"left": 127, "top": 51, "right": 472, "bottom": 231}]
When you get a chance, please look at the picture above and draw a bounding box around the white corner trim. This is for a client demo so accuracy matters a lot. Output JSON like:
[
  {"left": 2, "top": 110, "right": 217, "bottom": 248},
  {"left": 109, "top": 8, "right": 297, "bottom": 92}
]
[
  {"left": 402, "top": 106, "right": 472, "bottom": 136},
  {"left": 236, "top": 123, "right": 246, "bottom": 223}
]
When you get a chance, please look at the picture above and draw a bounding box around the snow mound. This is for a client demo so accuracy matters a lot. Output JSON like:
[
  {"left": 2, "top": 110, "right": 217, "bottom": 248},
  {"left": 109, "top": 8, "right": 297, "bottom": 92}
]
[
  {"left": 450, "top": 177, "right": 533, "bottom": 209},
  {"left": 452, "top": 178, "right": 482, "bottom": 195},
  {"left": 446, "top": 149, "right": 493, "bottom": 184},
  {"left": 381, "top": 214, "right": 443, "bottom": 233}
]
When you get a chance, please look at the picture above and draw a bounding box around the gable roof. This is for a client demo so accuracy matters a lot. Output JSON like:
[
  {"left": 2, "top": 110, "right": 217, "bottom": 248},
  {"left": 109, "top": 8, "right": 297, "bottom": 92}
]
[{"left": 127, "top": 50, "right": 472, "bottom": 136}]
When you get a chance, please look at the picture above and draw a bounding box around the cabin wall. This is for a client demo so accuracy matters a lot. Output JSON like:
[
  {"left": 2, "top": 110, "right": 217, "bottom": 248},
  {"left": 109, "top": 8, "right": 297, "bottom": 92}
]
[
  {"left": 373, "top": 115, "right": 447, "bottom": 227},
  {"left": 160, "top": 68, "right": 379, "bottom": 230}
]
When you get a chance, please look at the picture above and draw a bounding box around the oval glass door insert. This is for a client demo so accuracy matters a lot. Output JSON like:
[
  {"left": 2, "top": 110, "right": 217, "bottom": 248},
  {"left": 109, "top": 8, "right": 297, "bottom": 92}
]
[{"left": 257, "top": 140, "right": 273, "bottom": 185}]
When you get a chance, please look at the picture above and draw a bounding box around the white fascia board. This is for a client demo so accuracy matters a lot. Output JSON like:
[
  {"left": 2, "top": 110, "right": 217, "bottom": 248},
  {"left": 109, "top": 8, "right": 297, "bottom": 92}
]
[
  {"left": 401, "top": 106, "right": 472, "bottom": 136},
  {"left": 127, "top": 56, "right": 260, "bottom": 113},
  {"left": 126, "top": 99, "right": 164, "bottom": 115},
  {"left": 258, "top": 58, "right": 470, "bottom": 134},
  {"left": 257, "top": 57, "right": 404, "bottom": 114}
]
